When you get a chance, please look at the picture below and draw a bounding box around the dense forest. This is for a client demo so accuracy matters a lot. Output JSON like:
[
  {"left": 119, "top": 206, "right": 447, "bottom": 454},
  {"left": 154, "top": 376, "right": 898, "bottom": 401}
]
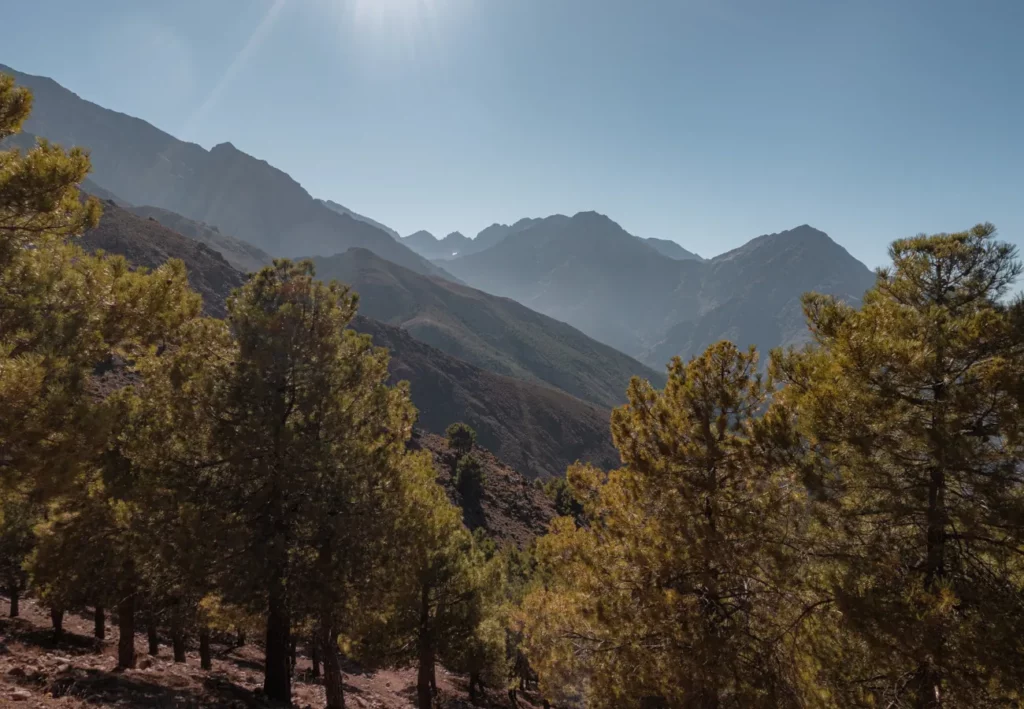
[{"left": 3, "top": 72, "right": 1024, "bottom": 709}]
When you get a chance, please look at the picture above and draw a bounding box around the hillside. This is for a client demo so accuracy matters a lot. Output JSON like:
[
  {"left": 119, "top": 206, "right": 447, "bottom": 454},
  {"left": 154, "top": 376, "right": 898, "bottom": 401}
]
[
  {"left": 445, "top": 213, "right": 875, "bottom": 365},
  {"left": 317, "top": 198, "right": 401, "bottom": 240},
  {"left": 414, "top": 431, "right": 556, "bottom": 548},
  {"left": 644, "top": 225, "right": 876, "bottom": 365},
  {"left": 641, "top": 236, "right": 704, "bottom": 261},
  {"left": 78, "top": 197, "right": 247, "bottom": 319},
  {"left": 71, "top": 199, "right": 616, "bottom": 479},
  {"left": 1, "top": 64, "right": 446, "bottom": 279},
  {"left": 128, "top": 205, "right": 272, "bottom": 273},
  {"left": 312, "top": 247, "right": 664, "bottom": 408},
  {"left": 353, "top": 316, "right": 617, "bottom": 478},
  {"left": 444, "top": 211, "right": 704, "bottom": 357}
]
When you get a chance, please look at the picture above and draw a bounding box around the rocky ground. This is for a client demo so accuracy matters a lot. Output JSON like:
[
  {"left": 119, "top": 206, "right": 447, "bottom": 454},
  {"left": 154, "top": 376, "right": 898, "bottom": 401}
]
[{"left": 0, "top": 596, "right": 543, "bottom": 708}]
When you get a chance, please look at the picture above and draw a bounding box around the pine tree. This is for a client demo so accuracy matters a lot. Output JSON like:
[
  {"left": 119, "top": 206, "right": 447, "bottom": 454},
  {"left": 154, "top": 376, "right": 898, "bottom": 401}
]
[
  {"left": 446, "top": 422, "right": 477, "bottom": 458},
  {"left": 0, "top": 490, "right": 38, "bottom": 617},
  {"left": 191, "top": 260, "right": 417, "bottom": 706},
  {"left": 521, "top": 343, "right": 813, "bottom": 708},
  {"left": 363, "top": 456, "right": 503, "bottom": 709},
  {"left": 773, "top": 224, "right": 1024, "bottom": 706}
]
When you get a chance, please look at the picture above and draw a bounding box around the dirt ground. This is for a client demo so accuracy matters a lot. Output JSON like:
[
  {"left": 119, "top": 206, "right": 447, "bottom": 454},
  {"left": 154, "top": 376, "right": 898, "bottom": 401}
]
[{"left": 0, "top": 595, "right": 544, "bottom": 708}]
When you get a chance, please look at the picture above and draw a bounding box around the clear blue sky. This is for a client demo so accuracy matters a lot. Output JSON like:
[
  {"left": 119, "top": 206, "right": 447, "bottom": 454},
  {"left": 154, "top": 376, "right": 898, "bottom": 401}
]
[{"left": 4, "top": 0, "right": 1022, "bottom": 267}]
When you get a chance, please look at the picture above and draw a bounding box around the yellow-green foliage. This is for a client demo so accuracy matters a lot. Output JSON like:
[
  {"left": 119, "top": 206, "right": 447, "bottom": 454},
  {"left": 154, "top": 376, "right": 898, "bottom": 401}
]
[
  {"left": 774, "top": 224, "right": 1024, "bottom": 706},
  {"left": 521, "top": 343, "right": 816, "bottom": 708}
]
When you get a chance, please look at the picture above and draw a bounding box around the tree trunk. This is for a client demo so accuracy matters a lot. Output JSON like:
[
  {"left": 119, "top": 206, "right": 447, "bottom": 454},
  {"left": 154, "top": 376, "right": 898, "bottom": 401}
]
[
  {"left": 237, "top": 630, "right": 246, "bottom": 647},
  {"left": 117, "top": 594, "right": 136, "bottom": 669},
  {"left": 94, "top": 605, "right": 106, "bottom": 639},
  {"left": 416, "top": 585, "right": 434, "bottom": 709},
  {"left": 171, "top": 611, "right": 187, "bottom": 663},
  {"left": 289, "top": 637, "right": 297, "bottom": 673},
  {"left": 319, "top": 622, "right": 345, "bottom": 709},
  {"left": 263, "top": 580, "right": 292, "bottom": 703},
  {"left": 199, "top": 628, "right": 212, "bottom": 670},
  {"left": 8, "top": 585, "right": 18, "bottom": 618},
  {"left": 468, "top": 671, "right": 480, "bottom": 703},
  {"left": 311, "top": 640, "right": 321, "bottom": 679},
  {"left": 147, "top": 614, "right": 160, "bottom": 656},
  {"left": 50, "top": 607, "right": 64, "bottom": 643}
]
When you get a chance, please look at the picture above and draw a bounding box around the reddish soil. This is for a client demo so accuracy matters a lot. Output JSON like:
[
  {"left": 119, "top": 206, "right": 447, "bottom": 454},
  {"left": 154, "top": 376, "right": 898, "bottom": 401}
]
[{"left": 0, "top": 596, "right": 544, "bottom": 709}]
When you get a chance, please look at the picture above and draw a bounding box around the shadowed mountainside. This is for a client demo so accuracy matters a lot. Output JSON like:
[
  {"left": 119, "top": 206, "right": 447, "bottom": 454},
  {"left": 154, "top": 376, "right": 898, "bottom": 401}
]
[
  {"left": 73, "top": 197, "right": 617, "bottom": 479},
  {"left": 312, "top": 247, "right": 664, "bottom": 408}
]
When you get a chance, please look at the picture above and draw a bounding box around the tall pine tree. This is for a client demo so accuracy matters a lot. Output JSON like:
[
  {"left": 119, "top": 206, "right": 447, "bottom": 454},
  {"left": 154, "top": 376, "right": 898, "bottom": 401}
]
[{"left": 774, "top": 224, "right": 1024, "bottom": 706}]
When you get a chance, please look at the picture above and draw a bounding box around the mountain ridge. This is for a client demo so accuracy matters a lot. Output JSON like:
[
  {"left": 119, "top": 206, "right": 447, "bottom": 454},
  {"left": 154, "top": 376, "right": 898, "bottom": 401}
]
[
  {"left": 0, "top": 63, "right": 447, "bottom": 280},
  {"left": 312, "top": 247, "right": 665, "bottom": 408},
  {"left": 444, "top": 214, "right": 875, "bottom": 365}
]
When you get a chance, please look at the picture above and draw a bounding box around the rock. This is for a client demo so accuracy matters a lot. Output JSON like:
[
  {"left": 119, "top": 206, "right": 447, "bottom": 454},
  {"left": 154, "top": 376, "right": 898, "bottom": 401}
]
[
  {"left": 56, "top": 663, "right": 72, "bottom": 674},
  {"left": 7, "top": 666, "right": 26, "bottom": 677},
  {"left": 137, "top": 658, "right": 153, "bottom": 670},
  {"left": 10, "top": 688, "right": 32, "bottom": 701}
]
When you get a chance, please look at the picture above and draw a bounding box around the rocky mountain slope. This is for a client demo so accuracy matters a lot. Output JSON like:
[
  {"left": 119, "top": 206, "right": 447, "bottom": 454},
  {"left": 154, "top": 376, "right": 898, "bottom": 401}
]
[
  {"left": 312, "top": 247, "right": 663, "bottom": 408},
  {"left": 444, "top": 213, "right": 875, "bottom": 365},
  {"left": 1, "top": 64, "right": 446, "bottom": 279},
  {"left": 79, "top": 197, "right": 247, "bottom": 319},
  {"left": 354, "top": 317, "right": 617, "bottom": 478},
  {"left": 74, "top": 198, "right": 616, "bottom": 479},
  {"left": 127, "top": 205, "right": 272, "bottom": 274}
]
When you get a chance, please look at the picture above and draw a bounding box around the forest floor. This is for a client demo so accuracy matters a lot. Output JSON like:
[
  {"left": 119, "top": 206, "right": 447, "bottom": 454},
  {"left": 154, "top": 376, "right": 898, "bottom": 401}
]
[{"left": 0, "top": 595, "right": 543, "bottom": 708}]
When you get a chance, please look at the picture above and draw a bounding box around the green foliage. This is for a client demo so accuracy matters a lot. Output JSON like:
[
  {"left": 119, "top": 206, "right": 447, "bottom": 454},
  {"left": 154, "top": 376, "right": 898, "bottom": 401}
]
[
  {"left": 446, "top": 421, "right": 477, "bottom": 458},
  {"left": 521, "top": 343, "right": 814, "bottom": 708},
  {"left": 773, "top": 224, "right": 1024, "bottom": 706},
  {"left": 542, "top": 476, "right": 584, "bottom": 521},
  {"left": 0, "top": 491, "right": 38, "bottom": 598},
  {"left": 454, "top": 453, "right": 486, "bottom": 503}
]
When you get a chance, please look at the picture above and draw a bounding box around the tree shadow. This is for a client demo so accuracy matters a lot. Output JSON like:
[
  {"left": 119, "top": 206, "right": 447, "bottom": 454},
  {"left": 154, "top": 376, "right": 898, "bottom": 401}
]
[{"left": 0, "top": 616, "right": 103, "bottom": 656}]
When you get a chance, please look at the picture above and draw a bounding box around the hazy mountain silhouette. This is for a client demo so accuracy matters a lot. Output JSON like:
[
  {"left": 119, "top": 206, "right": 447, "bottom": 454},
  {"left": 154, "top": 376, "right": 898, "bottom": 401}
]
[
  {"left": 317, "top": 198, "right": 401, "bottom": 240},
  {"left": 444, "top": 214, "right": 875, "bottom": 366},
  {"left": 401, "top": 230, "right": 475, "bottom": 260},
  {"left": 1, "top": 64, "right": 446, "bottom": 279},
  {"left": 312, "top": 247, "right": 665, "bottom": 408},
  {"left": 641, "top": 236, "right": 704, "bottom": 261}
]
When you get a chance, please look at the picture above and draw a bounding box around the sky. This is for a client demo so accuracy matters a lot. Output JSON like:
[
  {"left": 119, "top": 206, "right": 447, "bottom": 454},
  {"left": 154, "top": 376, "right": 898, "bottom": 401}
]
[{"left": 3, "top": 0, "right": 1022, "bottom": 268}]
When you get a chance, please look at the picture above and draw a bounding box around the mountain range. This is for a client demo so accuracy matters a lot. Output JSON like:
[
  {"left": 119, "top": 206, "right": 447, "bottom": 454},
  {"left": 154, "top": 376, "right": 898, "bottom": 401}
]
[
  {"left": 442, "top": 212, "right": 875, "bottom": 365},
  {"left": 311, "top": 247, "right": 664, "bottom": 408},
  {"left": 0, "top": 64, "right": 447, "bottom": 280},
  {"left": 73, "top": 191, "right": 617, "bottom": 478},
  {"left": 4, "top": 62, "right": 880, "bottom": 475}
]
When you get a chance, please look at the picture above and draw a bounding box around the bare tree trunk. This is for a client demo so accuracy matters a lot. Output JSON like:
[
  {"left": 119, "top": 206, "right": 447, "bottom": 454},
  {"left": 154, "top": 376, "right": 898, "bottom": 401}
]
[
  {"left": 263, "top": 580, "right": 292, "bottom": 703},
  {"left": 50, "top": 607, "right": 64, "bottom": 643},
  {"left": 311, "top": 639, "right": 321, "bottom": 679},
  {"left": 172, "top": 626, "right": 186, "bottom": 663},
  {"left": 94, "top": 606, "right": 105, "bottom": 639},
  {"left": 416, "top": 586, "right": 434, "bottom": 709},
  {"left": 147, "top": 613, "right": 160, "bottom": 656},
  {"left": 319, "top": 621, "right": 345, "bottom": 709},
  {"left": 117, "top": 594, "right": 136, "bottom": 669},
  {"left": 199, "top": 628, "right": 212, "bottom": 670},
  {"left": 8, "top": 585, "right": 19, "bottom": 618},
  {"left": 289, "top": 637, "right": 297, "bottom": 674}
]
